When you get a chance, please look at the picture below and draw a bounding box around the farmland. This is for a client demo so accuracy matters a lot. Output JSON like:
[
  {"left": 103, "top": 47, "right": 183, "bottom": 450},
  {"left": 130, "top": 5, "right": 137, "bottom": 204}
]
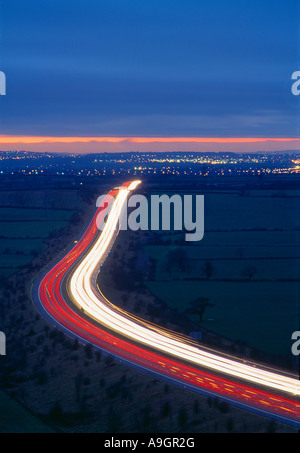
[
  {"left": 0, "top": 187, "right": 79, "bottom": 280},
  {"left": 143, "top": 188, "right": 300, "bottom": 359}
]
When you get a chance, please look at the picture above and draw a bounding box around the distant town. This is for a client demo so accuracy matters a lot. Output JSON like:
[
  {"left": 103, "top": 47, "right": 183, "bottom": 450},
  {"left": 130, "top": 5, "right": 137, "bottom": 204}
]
[{"left": 1, "top": 150, "right": 300, "bottom": 177}]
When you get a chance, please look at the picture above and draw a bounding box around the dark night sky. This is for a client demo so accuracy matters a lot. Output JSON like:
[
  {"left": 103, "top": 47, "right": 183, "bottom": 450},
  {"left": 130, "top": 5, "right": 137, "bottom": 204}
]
[{"left": 0, "top": 0, "right": 299, "bottom": 150}]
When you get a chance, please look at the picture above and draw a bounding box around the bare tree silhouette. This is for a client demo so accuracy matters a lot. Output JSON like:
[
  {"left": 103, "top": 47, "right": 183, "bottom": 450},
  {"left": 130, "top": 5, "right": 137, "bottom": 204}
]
[
  {"left": 202, "top": 261, "right": 214, "bottom": 280},
  {"left": 185, "top": 297, "right": 214, "bottom": 323},
  {"left": 241, "top": 265, "right": 256, "bottom": 281}
]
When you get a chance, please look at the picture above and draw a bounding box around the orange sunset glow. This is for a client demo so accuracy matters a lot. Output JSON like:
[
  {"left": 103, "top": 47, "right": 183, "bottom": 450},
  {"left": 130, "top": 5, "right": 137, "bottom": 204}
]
[
  {"left": 0, "top": 135, "right": 300, "bottom": 144},
  {"left": 1, "top": 135, "right": 299, "bottom": 155}
]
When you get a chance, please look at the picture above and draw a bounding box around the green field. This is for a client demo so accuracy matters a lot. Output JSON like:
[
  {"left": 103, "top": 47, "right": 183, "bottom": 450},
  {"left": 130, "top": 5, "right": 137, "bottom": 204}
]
[
  {"left": 0, "top": 268, "right": 17, "bottom": 280},
  {"left": 0, "top": 238, "right": 46, "bottom": 255},
  {"left": 0, "top": 220, "right": 69, "bottom": 238},
  {"left": 0, "top": 205, "right": 76, "bottom": 279},
  {"left": 0, "top": 207, "right": 74, "bottom": 221},
  {"left": 198, "top": 191, "right": 300, "bottom": 231},
  {"left": 0, "top": 254, "right": 34, "bottom": 268},
  {"left": 143, "top": 189, "right": 300, "bottom": 358},
  {"left": 146, "top": 280, "right": 298, "bottom": 356}
]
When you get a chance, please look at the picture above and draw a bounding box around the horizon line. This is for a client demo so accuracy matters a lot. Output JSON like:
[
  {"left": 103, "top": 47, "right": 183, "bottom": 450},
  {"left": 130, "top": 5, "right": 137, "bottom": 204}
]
[{"left": 0, "top": 135, "right": 300, "bottom": 145}]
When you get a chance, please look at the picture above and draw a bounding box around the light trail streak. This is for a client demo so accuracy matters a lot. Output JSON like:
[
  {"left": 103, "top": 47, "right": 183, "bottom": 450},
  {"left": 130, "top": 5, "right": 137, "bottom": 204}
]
[
  {"left": 33, "top": 180, "right": 300, "bottom": 427},
  {"left": 68, "top": 181, "right": 300, "bottom": 398}
]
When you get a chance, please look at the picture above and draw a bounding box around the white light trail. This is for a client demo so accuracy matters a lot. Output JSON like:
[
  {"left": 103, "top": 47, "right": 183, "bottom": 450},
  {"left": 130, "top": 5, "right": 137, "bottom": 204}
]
[{"left": 69, "top": 182, "right": 300, "bottom": 397}]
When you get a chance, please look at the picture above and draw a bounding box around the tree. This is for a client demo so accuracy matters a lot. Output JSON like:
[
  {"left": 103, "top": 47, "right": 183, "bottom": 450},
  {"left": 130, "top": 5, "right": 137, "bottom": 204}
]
[
  {"left": 84, "top": 343, "right": 93, "bottom": 359},
  {"left": 241, "top": 265, "right": 256, "bottom": 281},
  {"left": 30, "top": 249, "right": 38, "bottom": 258},
  {"left": 166, "top": 248, "right": 188, "bottom": 275},
  {"left": 236, "top": 248, "right": 244, "bottom": 260},
  {"left": 75, "top": 372, "right": 83, "bottom": 402},
  {"left": 185, "top": 297, "right": 214, "bottom": 323},
  {"left": 49, "top": 401, "right": 64, "bottom": 422},
  {"left": 202, "top": 261, "right": 214, "bottom": 280},
  {"left": 177, "top": 406, "right": 188, "bottom": 428},
  {"left": 226, "top": 417, "right": 234, "bottom": 432},
  {"left": 161, "top": 401, "right": 171, "bottom": 418}
]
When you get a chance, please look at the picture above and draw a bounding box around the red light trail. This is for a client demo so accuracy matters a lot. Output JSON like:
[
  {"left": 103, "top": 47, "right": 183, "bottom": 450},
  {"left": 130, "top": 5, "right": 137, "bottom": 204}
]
[{"left": 32, "top": 181, "right": 300, "bottom": 428}]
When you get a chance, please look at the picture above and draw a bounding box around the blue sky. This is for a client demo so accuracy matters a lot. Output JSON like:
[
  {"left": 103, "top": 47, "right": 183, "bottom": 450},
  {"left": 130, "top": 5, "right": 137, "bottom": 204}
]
[{"left": 0, "top": 0, "right": 299, "bottom": 140}]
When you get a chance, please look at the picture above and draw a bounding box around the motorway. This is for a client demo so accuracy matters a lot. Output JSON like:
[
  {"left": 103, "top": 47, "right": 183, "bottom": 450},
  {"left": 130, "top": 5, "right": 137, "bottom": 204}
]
[{"left": 32, "top": 180, "right": 300, "bottom": 428}]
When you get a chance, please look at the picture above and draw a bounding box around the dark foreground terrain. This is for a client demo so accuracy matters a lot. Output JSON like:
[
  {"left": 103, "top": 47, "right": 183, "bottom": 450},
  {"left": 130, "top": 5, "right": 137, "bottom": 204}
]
[{"left": 0, "top": 173, "right": 298, "bottom": 433}]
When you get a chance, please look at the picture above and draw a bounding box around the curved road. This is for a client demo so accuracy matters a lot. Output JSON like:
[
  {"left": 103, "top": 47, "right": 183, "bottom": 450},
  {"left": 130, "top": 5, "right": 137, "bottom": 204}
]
[{"left": 32, "top": 180, "right": 300, "bottom": 428}]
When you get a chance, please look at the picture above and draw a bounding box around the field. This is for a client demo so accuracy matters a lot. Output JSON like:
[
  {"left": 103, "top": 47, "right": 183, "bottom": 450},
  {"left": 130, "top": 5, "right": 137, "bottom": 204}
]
[
  {"left": 0, "top": 390, "right": 54, "bottom": 433},
  {"left": 143, "top": 188, "right": 300, "bottom": 359},
  {"left": 0, "top": 177, "right": 299, "bottom": 433},
  {"left": 0, "top": 188, "right": 79, "bottom": 280}
]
